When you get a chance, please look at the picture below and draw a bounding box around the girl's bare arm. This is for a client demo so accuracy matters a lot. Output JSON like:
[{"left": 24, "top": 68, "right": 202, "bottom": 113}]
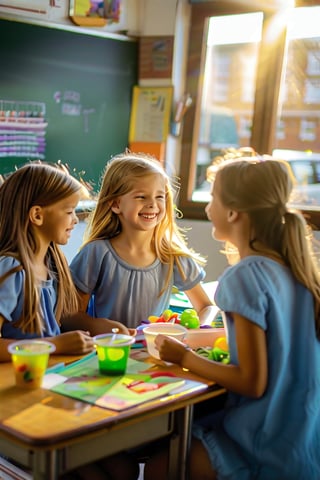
[
  {"left": 156, "top": 313, "right": 268, "bottom": 398},
  {"left": 76, "top": 289, "right": 91, "bottom": 312},
  {"left": 184, "top": 283, "right": 217, "bottom": 325}
]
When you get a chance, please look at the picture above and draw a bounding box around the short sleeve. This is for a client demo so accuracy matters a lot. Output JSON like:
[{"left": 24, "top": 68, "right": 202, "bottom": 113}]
[
  {"left": 0, "top": 256, "right": 24, "bottom": 322},
  {"left": 70, "top": 241, "right": 105, "bottom": 294},
  {"left": 173, "top": 256, "right": 206, "bottom": 291},
  {"left": 215, "top": 260, "right": 269, "bottom": 330}
]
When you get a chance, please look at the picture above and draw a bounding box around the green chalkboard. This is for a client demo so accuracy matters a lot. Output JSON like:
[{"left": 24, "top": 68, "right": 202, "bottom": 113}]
[{"left": 0, "top": 18, "right": 137, "bottom": 191}]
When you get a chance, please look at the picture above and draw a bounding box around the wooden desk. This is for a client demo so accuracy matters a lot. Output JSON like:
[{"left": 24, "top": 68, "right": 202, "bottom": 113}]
[{"left": 0, "top": 353, "right": 225, "bottom": 480}]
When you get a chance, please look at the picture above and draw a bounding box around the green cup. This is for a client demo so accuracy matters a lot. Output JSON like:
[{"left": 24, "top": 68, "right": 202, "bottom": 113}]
[
  {"left": 8, "top": 339, "right": 56, "bottom": 389},
  {"left": 93, "top": 334, "right": 135, "bottom": 375}
]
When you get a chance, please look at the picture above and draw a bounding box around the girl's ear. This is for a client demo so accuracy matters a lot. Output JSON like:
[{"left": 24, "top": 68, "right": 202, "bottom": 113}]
[
  {"left": 110, "top": 199, "right": 121, "bottom": 214},
  {"left": 29, "top": 205, "right": 44, "bottom": 225},
  {"left": 227, "top": 210, "right": 239, "bottom": 223}
]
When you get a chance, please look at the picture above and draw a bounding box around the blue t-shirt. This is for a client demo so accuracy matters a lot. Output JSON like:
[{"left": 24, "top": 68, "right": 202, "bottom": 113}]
[
  {"left": 0, "top": 256, "right": 61, "bottom": 339},
  {"left": 69, "top": 239, "right": 205, "bottom": 328},
  {"left": 194, "top": 256, "right": 320, "bottom": 480}
]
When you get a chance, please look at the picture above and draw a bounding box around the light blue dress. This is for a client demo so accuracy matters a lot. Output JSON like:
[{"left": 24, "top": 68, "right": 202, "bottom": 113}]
[
  {"left": 193, "top": 256, "right": 320, "bottom": 480},
  {"left": 0, "top": 256, "right": 60, "bottom": 339},
  {"left": 69, "top": 239, "right": 205, "bottom": 328}
]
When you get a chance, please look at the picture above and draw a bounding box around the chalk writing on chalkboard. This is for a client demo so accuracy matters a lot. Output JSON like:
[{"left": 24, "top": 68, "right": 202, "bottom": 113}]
[{"left": 53, "top": 90, "right": 97, "bottom": 133}]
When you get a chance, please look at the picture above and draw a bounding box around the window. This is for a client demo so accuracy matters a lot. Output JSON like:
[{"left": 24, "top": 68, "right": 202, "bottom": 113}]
[
  {"left": 192, "top": 11, "right": 263, "bottom": 203},
  {"left": 274, "top": 5, "right": 320, "bottom": 206},
  {"left": 177, "top": 2, "right": 319, "bottom": 219}
]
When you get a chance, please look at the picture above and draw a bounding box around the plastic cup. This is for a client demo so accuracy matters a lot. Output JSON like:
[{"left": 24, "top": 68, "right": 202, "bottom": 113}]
[
  {"left": 93, "top": 334, "right": 135, "bottom": 375},
  {"left": 8, "top": 339, "right": 56, "bottom": 389}
]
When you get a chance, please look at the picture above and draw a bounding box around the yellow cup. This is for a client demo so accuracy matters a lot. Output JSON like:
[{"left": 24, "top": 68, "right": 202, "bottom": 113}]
[{"left": 8, "top": 340, "right": 56, "bottom": 389}]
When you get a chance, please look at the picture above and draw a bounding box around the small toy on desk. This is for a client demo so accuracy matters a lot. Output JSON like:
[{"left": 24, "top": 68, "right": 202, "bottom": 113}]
[
  {"left": 179, "top": 309, "right": 200, "bottom": 329},
  {"left": 195, "top": 336, "right": 230, "bottom": 364}
]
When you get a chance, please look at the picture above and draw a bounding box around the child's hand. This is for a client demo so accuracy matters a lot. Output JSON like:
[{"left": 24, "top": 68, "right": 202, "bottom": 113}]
[
  {"left": 155, "top": 334, "right": 189, "bottom": 365},
  {"left": 88, "top": 318, "right": 135, "bottom": 337},
  {"left": 51, "top": 330, "right": 94, "bottom": 355}
]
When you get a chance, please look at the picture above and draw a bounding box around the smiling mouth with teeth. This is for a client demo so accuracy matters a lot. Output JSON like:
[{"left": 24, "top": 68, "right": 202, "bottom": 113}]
[{"left": 140, "top": 213, "right": 158, "bottom": 219}]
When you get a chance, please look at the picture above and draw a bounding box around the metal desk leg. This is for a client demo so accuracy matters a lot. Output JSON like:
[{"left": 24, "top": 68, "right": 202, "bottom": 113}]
[
  {"left": 45, "top": 450, "right": 59, "bottom": 480},
  {"left": 168, "top": 405, "right": 194, "bottom": 480},
  {"left": 32, "top": 450, "right": 59, "bottom": 480}
]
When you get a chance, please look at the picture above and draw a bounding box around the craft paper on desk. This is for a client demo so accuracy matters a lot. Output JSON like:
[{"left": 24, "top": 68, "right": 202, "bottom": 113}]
[{"left": 48, "top": 354, "right": 202, "bottom": 411}]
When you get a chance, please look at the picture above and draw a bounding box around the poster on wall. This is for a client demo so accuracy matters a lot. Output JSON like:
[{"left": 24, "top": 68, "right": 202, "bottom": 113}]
[
  {"left": 69, "top": 0, "right": 121, "bottom": 26},
  {"left": 139, "top": 36, "right": 174, "bottom": 80},
  {"left": 129, "top": 86, "right": 173, "bottom": 143}
]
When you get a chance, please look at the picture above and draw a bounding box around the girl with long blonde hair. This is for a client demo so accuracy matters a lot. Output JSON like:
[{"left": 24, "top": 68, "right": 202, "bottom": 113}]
[
  {"left": 70, "top": 151, "right": 215, "bottom": 328},
  {"left": 145, "top": 155, "right": 320, "bottom": 480},
  {"left": 0, "top": 162, "right": 130, "bottom": 362}
]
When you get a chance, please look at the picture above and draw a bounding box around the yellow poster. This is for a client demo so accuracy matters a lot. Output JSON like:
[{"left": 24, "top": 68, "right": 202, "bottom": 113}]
[{"left": 129, "top": 86, "right": 173, "bottom": 143}]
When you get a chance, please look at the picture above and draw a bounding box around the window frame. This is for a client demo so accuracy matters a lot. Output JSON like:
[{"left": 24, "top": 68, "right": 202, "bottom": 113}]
[{"left": 178, "top": 2, "right": 287, "bottom": 219}]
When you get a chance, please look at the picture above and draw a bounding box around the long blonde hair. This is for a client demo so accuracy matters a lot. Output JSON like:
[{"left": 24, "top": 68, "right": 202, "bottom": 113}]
[
  {"left": 207, "top": 156, "right": 320, "bottom": 339},
  {"left": 0, "top": 162, "right": 81, "bottom": 334},
  {"left": 83, "top": 151, "right": 206, "bottom": 294}
]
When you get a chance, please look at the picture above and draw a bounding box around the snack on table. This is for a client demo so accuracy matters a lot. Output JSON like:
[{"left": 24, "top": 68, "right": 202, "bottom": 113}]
[
  {"left": 148, "top": 308, "right": 200, "bottom": 329},
  {"left": 148, "top": 309, "right": 179, "bottom": 324}
]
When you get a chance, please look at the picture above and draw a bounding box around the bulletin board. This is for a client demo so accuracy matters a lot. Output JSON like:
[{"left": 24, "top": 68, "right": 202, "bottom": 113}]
[
  {"left": 0, "top": 18, "right": 137, "bottom": 191},
  {"left": 139, "top": 36, "right": 174, "bottom": 80},
  {"left": 129, "top": 86, "right": 173, "bottom": 143}
]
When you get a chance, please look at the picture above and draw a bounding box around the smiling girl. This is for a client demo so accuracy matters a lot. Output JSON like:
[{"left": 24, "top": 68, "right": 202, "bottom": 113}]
[{"left": 70, "top": 151, "right": 215, "bottom": 329}]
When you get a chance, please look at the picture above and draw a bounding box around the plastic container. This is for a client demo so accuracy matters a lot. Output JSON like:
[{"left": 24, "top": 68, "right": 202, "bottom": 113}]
[
  {"left": 185, "top": 327, "right": 226, "bottom": 349},
  {"left": 8, "top": 339, "right": 56, "bottom": 389},
  {"left": 143, "top": 322, "right": 187, "bottom": 359}
]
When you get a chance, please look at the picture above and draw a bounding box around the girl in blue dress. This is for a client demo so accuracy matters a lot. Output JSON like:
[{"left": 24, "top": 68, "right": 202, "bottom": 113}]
[
  {"left": 0, "top": 162, "right": 131, "bottom": 362},
  {"left": 145, "top": 155, "right": 320, "bottom": 479},
  {"left": 70, "top": 152, "right": 215, "bottom": 329}
]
